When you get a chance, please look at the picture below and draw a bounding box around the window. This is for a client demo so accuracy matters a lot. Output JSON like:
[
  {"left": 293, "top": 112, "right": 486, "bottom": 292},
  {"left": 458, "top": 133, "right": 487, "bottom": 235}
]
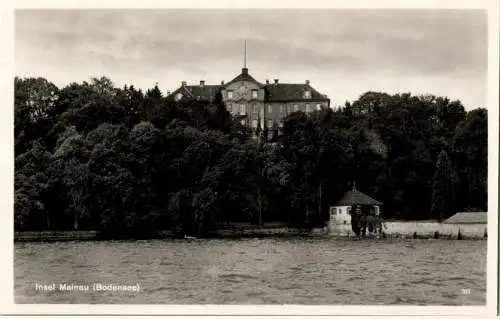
[
  {"left": 240, "top": 104, "right": 246, "bottom": 115},
  {"left": 252, "top": 119, "right": 258, "bottom": 128},
  {"left": 280, "top": 105, "right": 285, "bottom": 113},
  {"left": 316, "top": 103, "right": 322, "bottom": 110},
  {"left": 330, "top": 208, "right": 337, "bottom": 220},
  {"left": 267, "top": 119, "right": 273, "bottom": 128},
  {"left": 347, "top": 207, "right": 351, "bottom": 215},
  {"left": 228, "top": 91, "right": 233, "bottom": 99},
  {"left": 252, "top": 90, "right": 258, "bottom": 98},
  {"left": 268, "top": 105, "right": 272, "bottom": 113},
  {"left": 240, "top": 119, "right": 246, "bottom": 126},
  {"left": 288, "top": 105, "right": 293, "bottom": 113},
  {"left": 175, "top": 93, "right": 183, "bottom": 101},
  {"left": 304, "top": 91, "right": 311, "bottom": 99},
  {"left": 306, "top": 104, "right": 311, "bottom": 113},
  {"left": 252, "top": 104, "right": 258, "bottom": 116},
  {"left": 294, "top": 104, "right": 299, "bottom": 112}
]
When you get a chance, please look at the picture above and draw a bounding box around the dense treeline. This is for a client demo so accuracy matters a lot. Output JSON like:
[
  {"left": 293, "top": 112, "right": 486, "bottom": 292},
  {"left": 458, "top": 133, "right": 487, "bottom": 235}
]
[{"left": 14, "top": 77, "right": 487, "bottom": 238}]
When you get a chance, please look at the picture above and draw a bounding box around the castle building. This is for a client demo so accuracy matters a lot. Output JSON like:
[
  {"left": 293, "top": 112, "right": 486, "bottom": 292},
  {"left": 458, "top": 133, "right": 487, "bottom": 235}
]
[
  {"left": 167, "top": 67, "right": 330, "bottom": 131},
  {"left": 166, "top": 43, "right": 330, "bottom": 133}
]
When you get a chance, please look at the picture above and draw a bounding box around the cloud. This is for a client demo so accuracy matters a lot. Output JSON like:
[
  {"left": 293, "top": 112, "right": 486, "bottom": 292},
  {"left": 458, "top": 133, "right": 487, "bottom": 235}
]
[{"left": 15, "top": 9, "right": 487, "bottom": 110}]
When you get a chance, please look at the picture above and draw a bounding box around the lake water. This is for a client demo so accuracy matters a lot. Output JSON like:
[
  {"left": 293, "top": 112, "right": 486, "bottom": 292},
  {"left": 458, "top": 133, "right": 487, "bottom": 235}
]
[{"left": 15, "top": 238, "right": 486, "bottom": 305}]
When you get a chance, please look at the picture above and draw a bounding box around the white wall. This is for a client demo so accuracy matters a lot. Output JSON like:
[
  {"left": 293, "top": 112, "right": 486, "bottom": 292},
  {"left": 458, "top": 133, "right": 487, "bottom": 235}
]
[
  {"left": 329, "top": 206, "right": 351, "bottom": 225},
  {"left": 327, "top": 221, "right": 487, "bottom": 238}
]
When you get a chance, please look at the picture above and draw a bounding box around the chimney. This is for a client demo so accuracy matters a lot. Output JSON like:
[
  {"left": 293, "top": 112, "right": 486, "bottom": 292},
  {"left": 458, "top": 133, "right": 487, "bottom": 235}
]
[
  {"left": 221, "top": 80, "right": 225, "bottom": 85},
  {"left": 181, "top": 81, "right": 187, "bottom": 87},
  {"left": 305, "top": 80, "right": 310, "bottom": 85},
  {"left": 167, "top": 90, "right": 171, "bottom": 95},
  {"left": 200, "top": 80, "right": 205, "bottom": 87},
  {"left": 242, "top": 67, "right": 249, "bottom": 75},
  {"left": 274, "top": 79, "right": 279, "bottom": 85},
  {"left": 266, "top": 79, "right": 269, "bottom": 84}
]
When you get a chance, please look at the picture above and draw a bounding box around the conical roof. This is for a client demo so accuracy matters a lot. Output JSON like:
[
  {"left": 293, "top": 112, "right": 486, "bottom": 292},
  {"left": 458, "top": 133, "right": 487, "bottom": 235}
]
[{"left": 335, "top": 187, "right": 382, "bottom": 206}]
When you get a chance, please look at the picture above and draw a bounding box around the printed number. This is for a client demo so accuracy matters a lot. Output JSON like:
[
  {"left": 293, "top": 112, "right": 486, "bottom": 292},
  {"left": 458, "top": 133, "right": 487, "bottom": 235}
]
[{"left": 462, "top": 288, "right": 471, "bottom": 295}]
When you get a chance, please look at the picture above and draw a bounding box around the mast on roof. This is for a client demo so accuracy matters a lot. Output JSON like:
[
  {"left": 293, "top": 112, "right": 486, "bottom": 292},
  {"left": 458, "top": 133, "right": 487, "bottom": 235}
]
[{"left": 244, "top": 39, "right": 247, "bottom": 68}]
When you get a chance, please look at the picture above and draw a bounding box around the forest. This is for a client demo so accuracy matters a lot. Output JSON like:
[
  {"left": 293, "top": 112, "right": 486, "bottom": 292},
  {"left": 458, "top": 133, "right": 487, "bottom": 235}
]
[{"left": 14, "top": 76, "right": 488, "bottom": 238}]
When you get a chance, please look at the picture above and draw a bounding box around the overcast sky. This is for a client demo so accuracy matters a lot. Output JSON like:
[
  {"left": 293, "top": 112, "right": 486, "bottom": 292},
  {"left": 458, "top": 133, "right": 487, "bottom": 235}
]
[{"left": 15, "top": 9, "right": 487, "bottom": 110}]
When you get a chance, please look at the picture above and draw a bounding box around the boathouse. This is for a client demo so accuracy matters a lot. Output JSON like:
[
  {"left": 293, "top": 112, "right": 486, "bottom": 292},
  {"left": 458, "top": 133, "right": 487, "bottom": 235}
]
[{"left": 329, "top": 185, "right": 383, "bottom": 226}]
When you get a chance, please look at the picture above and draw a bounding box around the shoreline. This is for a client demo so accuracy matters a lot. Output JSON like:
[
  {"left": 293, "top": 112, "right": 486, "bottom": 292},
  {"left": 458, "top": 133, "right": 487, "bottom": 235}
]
[{"left": 14, "top": 228, "right": 487, "bottom": 242}]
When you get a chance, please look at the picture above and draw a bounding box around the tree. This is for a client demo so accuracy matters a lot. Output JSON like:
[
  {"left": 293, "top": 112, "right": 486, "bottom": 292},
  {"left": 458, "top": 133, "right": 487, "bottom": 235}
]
[
  {"left": 452, "top": 108, "right": 487, "bottom": 211},
  {"left": 52, "top": 130, "right": 91, "bottom": 230},
  {"left": 431, "top": 150, "right": 457, "bottom": 221},
  {"left": 13, "top": 75, "right": 488, "bottom": 237}
]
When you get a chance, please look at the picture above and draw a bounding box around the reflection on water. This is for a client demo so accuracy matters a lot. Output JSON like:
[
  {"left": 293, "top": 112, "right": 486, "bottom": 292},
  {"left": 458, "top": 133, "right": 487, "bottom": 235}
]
[{"left": 14, "top": 238, "right": 486, "bottom": 304}]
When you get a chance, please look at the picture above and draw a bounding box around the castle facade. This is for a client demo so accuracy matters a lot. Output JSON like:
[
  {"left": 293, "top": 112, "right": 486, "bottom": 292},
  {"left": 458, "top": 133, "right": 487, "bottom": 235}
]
[{"left": 167, "top": 67, "right": 330, "bottom": 131}]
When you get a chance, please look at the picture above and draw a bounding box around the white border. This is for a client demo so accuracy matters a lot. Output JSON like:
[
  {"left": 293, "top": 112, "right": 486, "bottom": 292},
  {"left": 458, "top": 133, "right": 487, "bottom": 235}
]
[{"left": 1, "top": 0, "right": 498, "bottom": 317}]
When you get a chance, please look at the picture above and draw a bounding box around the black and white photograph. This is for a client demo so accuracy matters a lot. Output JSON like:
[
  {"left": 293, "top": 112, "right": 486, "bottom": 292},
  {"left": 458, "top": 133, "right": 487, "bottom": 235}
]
[{"left": 5, "top": 2, "right": 499, "bottom": 316}]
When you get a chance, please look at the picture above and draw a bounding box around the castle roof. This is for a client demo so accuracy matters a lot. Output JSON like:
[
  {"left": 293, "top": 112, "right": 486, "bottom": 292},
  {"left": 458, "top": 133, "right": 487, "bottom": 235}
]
[
  {"left": 265, "top": 83, "right": 329, "bottom": 102},
  {"left": 166, "top": 67, "right": 330, "bottom": 103},
  {"left": 168, "top": 84, "right": 221, "bottom": 102}
]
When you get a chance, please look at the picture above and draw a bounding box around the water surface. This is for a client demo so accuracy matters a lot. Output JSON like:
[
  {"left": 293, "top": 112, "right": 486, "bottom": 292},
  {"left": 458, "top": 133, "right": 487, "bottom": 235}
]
[{"left": 15, "top": 238, "right": 486, "bottom": 304}]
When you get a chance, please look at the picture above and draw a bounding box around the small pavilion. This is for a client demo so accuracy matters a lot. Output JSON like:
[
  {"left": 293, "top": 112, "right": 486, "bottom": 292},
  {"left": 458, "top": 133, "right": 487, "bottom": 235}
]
[{"left": 329, "top": 184, "right": 383, "bottom": 224}]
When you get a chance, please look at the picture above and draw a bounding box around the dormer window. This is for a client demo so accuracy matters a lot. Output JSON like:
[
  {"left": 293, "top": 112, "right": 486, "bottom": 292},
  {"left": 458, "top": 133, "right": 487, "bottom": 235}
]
[
  {"left": 175, "top": 93, "right": 183, "bottom": 101},
  {"left": 228, "top": 91, "right": 233, "bottom": 99},
  {"left": 252, "top": 90, "right": 258, "bottom": 99},
  {"left": 304, "top": 91, "right": 311, "bottom": 99}
]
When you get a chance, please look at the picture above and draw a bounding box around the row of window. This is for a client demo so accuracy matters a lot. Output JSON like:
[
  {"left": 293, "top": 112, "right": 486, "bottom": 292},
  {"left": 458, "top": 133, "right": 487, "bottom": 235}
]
[
  {"left": 175, "top": 90, "right": 314, "bottom": 102},
  {"left": 227, "top": 90, "right": 312, "bottom": 100},
  {"left": 240, "top": 119, "right": 281, "bottom": 129},
  {"left": 227, "top": 90, "right": 259, "bottom": 100},
  {"left": 330, "top": 207, "right": 380, "bottom": 216},
  {"left": 330, "top": 207, "right": 352, "bottom": 216},
  {"left": 230, "top": 103, "right": 323, "bottom": 115}
]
